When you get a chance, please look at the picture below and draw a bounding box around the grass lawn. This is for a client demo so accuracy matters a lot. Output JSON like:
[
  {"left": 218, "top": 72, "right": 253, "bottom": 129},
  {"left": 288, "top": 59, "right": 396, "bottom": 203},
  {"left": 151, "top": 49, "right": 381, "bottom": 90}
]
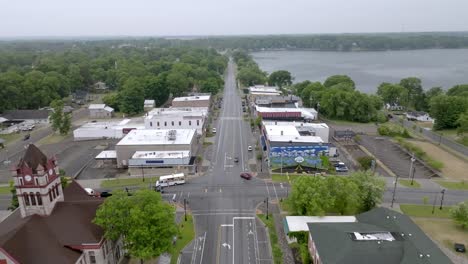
[
  {"left": 258, "top": 214, "right": 282, "bottom": 264},
  {"left": 0, "top": 186, "right": 11, "bottom": 195},
  {"left": 0, "top": 133, "right": 22, "bottom": 145},
  {"left": 280, "top": 199, "right": 292, "bottom": 213},
  {"left": 435, "top": 180, "right": 468, "bottom": 190},
  {"left": 398, "top": 179, "right": 421, "bottom": 188},
  {"left": 100, "top": 176, "right": 160, "bottom": 189},
  {"left": 170, "top": 214, "right": 195, "bottom": 264},
  {"left": 399, "top": 204, "right": 452, "bottom": 218},
  {"left": 413, "top": 218, "right": 468, "bottom": 261},
  {"left": 203, "top": 141, "right": 213, "bottom": 146},
  {"left": 37, "top": 133, "right": 68, "bottom": 145}
]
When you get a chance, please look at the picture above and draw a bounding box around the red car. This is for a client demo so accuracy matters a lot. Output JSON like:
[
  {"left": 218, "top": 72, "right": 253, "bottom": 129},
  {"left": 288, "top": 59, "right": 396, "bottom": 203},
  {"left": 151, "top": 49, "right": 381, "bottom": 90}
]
[{"left": 240, "top": 172, "right": 253, "bottom": 180}]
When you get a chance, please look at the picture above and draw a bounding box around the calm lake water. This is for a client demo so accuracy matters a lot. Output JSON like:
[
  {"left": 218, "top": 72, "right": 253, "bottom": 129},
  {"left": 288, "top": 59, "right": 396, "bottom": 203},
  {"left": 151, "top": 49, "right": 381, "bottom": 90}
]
[{"left": 251, "top": 49, "right": 468, "bottom": 93}]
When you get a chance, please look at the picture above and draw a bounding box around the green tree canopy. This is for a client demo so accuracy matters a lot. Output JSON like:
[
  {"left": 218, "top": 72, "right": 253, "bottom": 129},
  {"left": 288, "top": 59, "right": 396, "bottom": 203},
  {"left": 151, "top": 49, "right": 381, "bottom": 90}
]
[
  {"left": 323, "top": 75, "right": 355, "bottom": 89},
  {"left": 456, "top": 111, "right": 468, "bottom": 136},
  {"left": 268, "top": 70, "right": 293, "bottom": 88},
  {"left": 447, "top": 84, "right": 468, "bottom": 97},
  {"left": 94, "top": 190, "right": 178, "bottom": 261},
  {"left": 429, "top": 95, "right": 468, "bottom": 130},
  {"left": 399, "top": 77, "right": 425, "bottom": 110},
  {"left": 119, "top": 78, "right": 145, "bottom": 115},
  {"left": 450, "top": 201, "right": 468, "bottom": 229},
  {"left": 349, "top": 171, "right": 386, "bottom": 212},
  {"left": 377, "top": 82, "right": 406, "bottom": 106},
  {"left": 50, "top": 100, "right": 72, "bottom": 135}
]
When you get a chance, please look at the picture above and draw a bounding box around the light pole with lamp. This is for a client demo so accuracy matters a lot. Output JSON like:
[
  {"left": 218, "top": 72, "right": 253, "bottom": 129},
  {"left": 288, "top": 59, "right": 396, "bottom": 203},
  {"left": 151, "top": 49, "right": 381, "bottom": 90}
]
[
  {"left": 439, "top": 189, "right": 446, "bottom": 210},
  {"left": 390, "top": 173, "right": 399, "bottom": 208},
  {"left": 409, "top": 154, "right": 416, "bottom": 185}
]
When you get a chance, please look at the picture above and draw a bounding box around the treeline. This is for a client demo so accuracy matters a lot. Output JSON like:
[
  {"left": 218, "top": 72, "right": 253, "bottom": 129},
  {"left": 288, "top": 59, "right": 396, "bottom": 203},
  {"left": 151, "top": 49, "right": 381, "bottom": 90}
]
[
  {"left": 232, "top": 50, "right": 293, "bottom": 88},
  {"left": 0, "top": 45, "right": 228, "bottom": 113},
  {"left": 185, "top": 33, "right": 468, "bottom": 51},
  {"left": 294, "top": 75, "right": 384, "bottom": 123}
]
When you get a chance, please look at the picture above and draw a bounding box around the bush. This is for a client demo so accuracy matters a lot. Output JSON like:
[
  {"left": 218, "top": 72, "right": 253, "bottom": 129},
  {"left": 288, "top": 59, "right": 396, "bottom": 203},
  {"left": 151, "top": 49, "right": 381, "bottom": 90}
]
[
  {"left": 450, "top": 201, "right": 468, "bottom": 229},
  {"left": 375, "top": 111, "right": 388, "bottom": 123},
  {"left": 378, "top": 124, "right": 411, "bottom": 138},
  {"left": 357, "top": 156, "right": 374, "bottom": 170},
  {"left": 256, "top": 153, "right": 263, "bottom": 160}
]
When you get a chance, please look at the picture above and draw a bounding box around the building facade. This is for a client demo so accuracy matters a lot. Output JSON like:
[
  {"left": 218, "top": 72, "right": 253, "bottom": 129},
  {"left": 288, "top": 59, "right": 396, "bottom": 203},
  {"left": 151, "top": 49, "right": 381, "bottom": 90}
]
[
  {"left": 172, "top": 95, "right": 211, "bottom": 108},
  {"left": 89, "top": 104, "right": 114, "bottom": 119},
  {"left": 144, "top": 107, "right": 208, "bottom": 135}
]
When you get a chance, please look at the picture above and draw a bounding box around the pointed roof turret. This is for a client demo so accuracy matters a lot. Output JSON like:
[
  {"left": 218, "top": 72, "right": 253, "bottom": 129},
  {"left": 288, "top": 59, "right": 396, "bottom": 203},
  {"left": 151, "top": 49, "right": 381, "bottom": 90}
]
[{"left": 18, "top": 144, "right": 48, "bottom": 169}]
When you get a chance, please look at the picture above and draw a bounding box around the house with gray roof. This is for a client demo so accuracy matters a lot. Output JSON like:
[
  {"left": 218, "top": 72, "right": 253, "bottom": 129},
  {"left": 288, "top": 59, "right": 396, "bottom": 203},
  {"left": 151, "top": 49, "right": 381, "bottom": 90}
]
[{"left": 307, "top": 207, "right": 452, "bottom": 264}]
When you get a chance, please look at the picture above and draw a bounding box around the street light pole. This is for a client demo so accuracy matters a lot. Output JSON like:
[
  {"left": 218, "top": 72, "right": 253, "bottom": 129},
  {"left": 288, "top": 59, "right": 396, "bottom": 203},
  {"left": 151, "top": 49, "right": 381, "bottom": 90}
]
[
  {"left": 265, "top": 197, "right": 269, "bottom": 219},
  {"left": 280, "top": 153, "right": 283, "bottom": 176},
  {"left": 410, "top": 166, "right": 416, "bottom": 185},
  {"left": 439, "top": 189, "right": 446, "bottom": 210},
  {"left": 184, "top": 198, "right": 187, "bottom": 221},
  {"left": 409, "top": 154, "right": 415, "bottom": 185},
  {"left": 390, "top": 174, "right": 399, "bottom": 208}
]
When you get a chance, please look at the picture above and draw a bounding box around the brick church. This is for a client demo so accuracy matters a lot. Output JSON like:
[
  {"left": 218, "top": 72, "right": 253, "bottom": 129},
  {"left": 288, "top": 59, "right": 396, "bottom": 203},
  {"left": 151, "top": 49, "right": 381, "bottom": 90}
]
[{"left": 0, "top": 144, "right": 124, "bottom": 264}]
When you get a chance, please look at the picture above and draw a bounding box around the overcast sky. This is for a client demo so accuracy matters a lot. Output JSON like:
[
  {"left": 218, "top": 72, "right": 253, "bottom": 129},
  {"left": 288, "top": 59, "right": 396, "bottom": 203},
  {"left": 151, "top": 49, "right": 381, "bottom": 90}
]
[{"left": 1, "top": 0, "right": 468, "bottom": 37}]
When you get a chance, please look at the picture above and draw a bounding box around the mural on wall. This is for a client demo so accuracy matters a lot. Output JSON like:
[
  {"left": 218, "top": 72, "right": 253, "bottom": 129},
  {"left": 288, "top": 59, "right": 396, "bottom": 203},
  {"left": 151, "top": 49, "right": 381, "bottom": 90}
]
[{"left": 269, "top": 145, "right": 329, "bottom": 169}]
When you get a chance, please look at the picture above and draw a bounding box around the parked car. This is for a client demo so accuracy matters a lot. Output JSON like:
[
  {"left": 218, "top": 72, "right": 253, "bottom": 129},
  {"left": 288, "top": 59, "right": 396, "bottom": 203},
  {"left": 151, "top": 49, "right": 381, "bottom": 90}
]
[
  {"left": 23, "top": 134, "right": 30, "bottom": 141},
  {"left": 212, "top": 128, "right": 216, "bottom": 133},
  {"left": 99, "top": 191, "right": 112, "bottom": 198},
  {"left": 335, "top": 162, "right": 349, "bottom": 172},
  {"left": 240, "top": 172, "right": 253, "bottom": 180},
  {"left": 247, "top": 145, "right": 253, "bottom": 151},
  {"left": 85, "top": 188, "right": 97, "bottom": 196},
  {"left": 234, "top": 157, "right": 239, "bottom": 163}
]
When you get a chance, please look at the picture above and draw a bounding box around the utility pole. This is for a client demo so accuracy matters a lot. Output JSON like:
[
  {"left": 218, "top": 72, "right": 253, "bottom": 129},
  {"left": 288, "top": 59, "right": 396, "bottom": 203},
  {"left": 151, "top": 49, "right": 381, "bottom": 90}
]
[
  {"left": 280, "top": 153, "right": 283, "bottom": 176},
  {"left": 409, "top": 154, "right": 415, "bottom": 185},
  {"left": 265, "top": 197, "right": 269, "bottom": 220},
  {"left": 439, "top": 189, "right": 446, "bottom": 210},
  {"left": 391, "top": 174, "right": 399, "bottom": 208},
  {"left": 141, "top": 165, "right": 145, "bottom": 182},
  {"left": 410, "top": 166, "right": 416, "bottom": 185}
]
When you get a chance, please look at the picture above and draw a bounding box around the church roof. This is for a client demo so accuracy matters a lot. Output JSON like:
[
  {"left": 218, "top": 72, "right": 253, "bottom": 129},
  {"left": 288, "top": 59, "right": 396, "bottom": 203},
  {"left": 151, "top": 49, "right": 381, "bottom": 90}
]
[
  {"left": 18, "top": 144, "right": 48, "bottom": 170},
  {"left": 0, "top": 181, "right": 104, "bottom": 264}
]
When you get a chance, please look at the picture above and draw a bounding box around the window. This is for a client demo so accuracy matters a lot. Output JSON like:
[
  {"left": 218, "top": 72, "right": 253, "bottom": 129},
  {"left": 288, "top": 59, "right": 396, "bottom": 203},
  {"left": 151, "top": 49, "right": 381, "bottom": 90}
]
[
  {"left": 56, "top": 185, "right": 60, "bottom": 196},
  {"left": 36, "top": 192, "right": 42, "bottom": 205},
  {"left": 179, "top": 121, "right": 181, "bottom": 126},
  {"left": 30, "top": 192, "right": 36, "bottom": 205},
  {"left": 89, "top": 251, "right": 96, "bottom": 264},
  {"left": 150, "top": 122, "right": 153, "bottom": 127},
  {"left": 171, "top": 121, "right": 174, "bottom": 126},
  {"left": 189, "top": 121, "right": 192, "bottom": 126},
  {"left": 164, "top": 121, "right": 167, "bottom": 126},
  {"left": 35, "top": 178, "right": 39, "bottom": 185},
  {"left": 197, "top": 120, "right": 200, "bottom": 126},
  {"left": 19, "top": 178, "right": 23, "bottom": 185},
  {"left": 49, "top": 189, "right": 53, "bottom": 201},
  {"left": 157, "top": 122, "right": 160, "bottom": 127},
  {"left": 52, "top": 188, "right": 56, "bottom": 199},
  {"left": 24, "top": 193, "right": 30, "bottom": 206}
]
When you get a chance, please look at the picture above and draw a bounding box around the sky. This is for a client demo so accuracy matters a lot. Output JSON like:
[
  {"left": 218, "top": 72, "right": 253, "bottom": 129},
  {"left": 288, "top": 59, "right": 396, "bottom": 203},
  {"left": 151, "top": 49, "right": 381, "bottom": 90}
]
[{"left": 1, "top": 0, "right": 468, "bottom": 37}]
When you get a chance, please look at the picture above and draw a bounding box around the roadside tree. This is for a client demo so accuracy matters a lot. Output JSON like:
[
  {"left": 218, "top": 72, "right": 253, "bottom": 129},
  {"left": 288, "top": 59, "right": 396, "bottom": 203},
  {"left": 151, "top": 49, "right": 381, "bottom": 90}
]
[
  {"left": 450, "top": 201, "right": 468, "bottom": 229},
  {"left": 323, "top": 75, "right": 355, "bottom": 89},
  {"left": 268, "top": 70, "right": 293, "bottom": 88},
  {"left": 349, "top": 171, "right": 386, "bottom": 212},
  {"left": 94, "top": 190, "right": 178, "bottom": 262},
  {"left": 50, "top": 100, "right": 72, "bottom": 135}
]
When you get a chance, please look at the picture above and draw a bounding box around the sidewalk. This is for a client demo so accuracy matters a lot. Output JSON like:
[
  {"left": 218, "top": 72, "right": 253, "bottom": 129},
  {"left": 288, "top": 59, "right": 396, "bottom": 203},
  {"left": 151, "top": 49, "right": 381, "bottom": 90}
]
[{"left": 385, "top": 177, "right": 444, "bottom": 191}]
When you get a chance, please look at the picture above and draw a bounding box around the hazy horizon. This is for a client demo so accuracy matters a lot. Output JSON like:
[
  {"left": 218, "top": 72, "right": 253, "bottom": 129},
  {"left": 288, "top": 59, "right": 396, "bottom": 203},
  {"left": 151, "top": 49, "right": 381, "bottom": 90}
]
[{"left": 1, "top": 0, "right": 468, "bottom": 37}]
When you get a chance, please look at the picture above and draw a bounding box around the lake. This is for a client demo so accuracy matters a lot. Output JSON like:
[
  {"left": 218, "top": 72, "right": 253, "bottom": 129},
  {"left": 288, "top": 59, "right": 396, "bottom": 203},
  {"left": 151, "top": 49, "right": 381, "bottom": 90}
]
[{"left": 251, "top": 49, "right": 468, "bottom": 93}]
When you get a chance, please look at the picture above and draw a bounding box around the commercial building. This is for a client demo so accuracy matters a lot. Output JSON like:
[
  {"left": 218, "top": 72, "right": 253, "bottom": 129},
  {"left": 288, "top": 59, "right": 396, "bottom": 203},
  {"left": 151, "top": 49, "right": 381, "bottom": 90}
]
[
  {"left": 144, "top": 99, "right": 155, "bottom": 111},
  {"left": 144, "top": 107, "right": 208, "bottom": 135},
  {"left": 88, "top": 104, "right": 114, "bottom": 118},
  {"left": 73, "top": 119, "right": 145, "bottom": 141},
  {"left": 283, "top": 216, "right": 356, "bottom": 243},
  {"left": 172, "top": 95, "right": 211, "bottom": 108},
  {"left": 261, "top": 121, "right": 334, "bottom": 170},
  {"left": 0, "top": 109, "right": 50, "bottom": 124},
  {"left": 248, "top": 85, "right": 281, "bottom": 96},
  {"left": 307, "top": 207, "right": 452, "bottom": 264},
  {"left": 128, "top": 150, "right": 191, "bottom": 167},
  {"left": 255, "top": 95, "right": 302, "bottom": 108},
  {"left": 0, "top": 144, "right": 124, "bottom": 264},
  {"left": 255, "top": 106, "right": 317, "bottom": 121},
  {"left": 115, "top": 129, "right": 197, "bottom": 168}
]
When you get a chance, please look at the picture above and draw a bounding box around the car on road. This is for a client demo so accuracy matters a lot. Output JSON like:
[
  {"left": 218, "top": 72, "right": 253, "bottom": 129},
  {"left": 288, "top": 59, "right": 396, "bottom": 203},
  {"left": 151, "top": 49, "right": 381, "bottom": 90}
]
[
  {"left": 99, "top": 191, "right": 112, "bottom": 198},
  {"left": 240, "top": 172, "right": 253, "bottom": 180},
  {"left": 234, "top": 157, "right": 239, "bottom": 163},
  {"left": 335, "top": 162, "right": 349, "bottom": 172},
  {"left": 247, "top": 145, "right": 253, "bottom": 151},
  {"left": 23, "top": 134, "right": 30, "bottom": 141},
  {"left": 212, "top": 128, "right": 216, "bottom": 133}
]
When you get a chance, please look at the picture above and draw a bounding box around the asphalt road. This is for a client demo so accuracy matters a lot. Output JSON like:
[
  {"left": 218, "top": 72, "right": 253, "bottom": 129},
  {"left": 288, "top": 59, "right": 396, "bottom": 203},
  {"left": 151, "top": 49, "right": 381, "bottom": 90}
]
[{"left": 165, "top": 60, "right": 278, "bottom": 264}]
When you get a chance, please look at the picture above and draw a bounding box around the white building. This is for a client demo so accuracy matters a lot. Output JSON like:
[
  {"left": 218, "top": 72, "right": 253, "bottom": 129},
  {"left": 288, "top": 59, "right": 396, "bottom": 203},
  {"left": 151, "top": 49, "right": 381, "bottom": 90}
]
[
  {"left": 128, "top": 150, "right": 191, "bottom": 167},
  {"left": 262, "top": 121, "right": 329, "bottom": 143},
  {"left": 73, "top": 119, "right": 145, "bottom": 141},
  {"left": 283, "top": 216, "right": 356, "bottom": 243},
  {"left": 88, "top": 104, "right": 114, "bottom": 118},
  {"left": 144, "top": 100, "right": 155, "bottom": 111},
  {"left": 144, "top": 107, "right": 208, "bottom": 135},
  {"left": 255, "top": 106, "right": 317, "bottom": 121},
  {"left": 115, "top": 129, "right": 197, "bottom": 168},
  {"left": 406, "top": 111, "right": 434, "bottom": 122},
  {"left": 249, "top": 85, "right": 281, "bottom": 96},
  {"left": 172, "top": 95, "right": 211, "bottom": 108}
]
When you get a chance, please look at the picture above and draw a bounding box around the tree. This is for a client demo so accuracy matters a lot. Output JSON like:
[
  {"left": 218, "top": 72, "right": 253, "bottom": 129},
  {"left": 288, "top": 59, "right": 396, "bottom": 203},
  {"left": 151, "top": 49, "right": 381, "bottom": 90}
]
[
  {"left": 456, "top": 111, "right": 468, "bottom": 135},
  {"left": 237, "top": 67, "right": 267, "bottom": 87},
  {"left": 166, "top": 71, "right": 189, "bottom": 97},
  {"left": 289, "top": 176, "right": 334, "bottom": 216},
  {"left": 349, "top": 171, "right": 385, "bottom": 212},
  {"left": 429, "top": 95, "right": 468, "bottom": 130},
  {"left": 447, "top": 84, "right": 468, "bottom": 97},
  {"left": 143, "top": 74, "right": 170, "bottom": 106},
  {"left": 301, "top": 82, "right": 324, "bottom": 107},
  {"left": 50, "top": 100, "right": 72, "bottom": 135},
  {"left": 377, "top": 83, "right": 406, "bottom": 106},
  {"left": 119, "top": 78, "right": 145, "bottom": 115},
  {"left": 94, "top": 190, "right": 178, "bottom": 261},
  {"left": 326, "top": 177, "right": 360, "bottom": 215},
  {"left": 323, "top": 75, "right": 355, "bottom": 89},
  {"left": 200, "top": 77, "right": 221, "bottom": 94},
  {"left": 450, "top": 201, "right": 468, "bottom": 229},
  {"left": 268, "top": 70, "right": 293, "bottom": 88},
  {"left": 400, "top": 77, "right": 425, "bottom": 110},
  {"left": 102, "top": 93, "right": 120, "bottom": 112}
]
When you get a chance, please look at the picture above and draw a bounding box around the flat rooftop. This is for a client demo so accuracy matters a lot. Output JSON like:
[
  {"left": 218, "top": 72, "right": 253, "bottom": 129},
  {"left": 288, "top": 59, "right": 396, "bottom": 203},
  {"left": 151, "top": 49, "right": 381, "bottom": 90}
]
[
  {"left": 117, "top": 129, "right": 196, "bottom": 146},
  {"left": 132, "top": 150, "right": 190, "bottom": 159},
  {"left": 146, "top": 107, "right": 208, "bottom": 119},
  {"left": 262, "top": 121, "right": 328, "bottom": 129},
  {"left": 264, "top": 124, "right": 324, "bottom": 143},
  {"left": 78, "top": 119, "right": 145, "bottom": 129},
  {"left": 255, "top": 106, "right": 301, "bottom": 113},
  {"left": 95, "top": 150, "right": 117, "bottom": 159},
  {"left": 285, "top": 216, "right": 357, "bottom": 233},
  {"left": 172, "top": 95, "right": 211, "bottom": 102}
]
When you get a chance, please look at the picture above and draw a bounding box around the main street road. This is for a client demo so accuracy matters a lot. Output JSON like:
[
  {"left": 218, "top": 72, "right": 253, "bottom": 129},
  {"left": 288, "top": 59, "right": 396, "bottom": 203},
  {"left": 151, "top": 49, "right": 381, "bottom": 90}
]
[{"left": 168, "top": 60, "right": 278, "bottom": 264}]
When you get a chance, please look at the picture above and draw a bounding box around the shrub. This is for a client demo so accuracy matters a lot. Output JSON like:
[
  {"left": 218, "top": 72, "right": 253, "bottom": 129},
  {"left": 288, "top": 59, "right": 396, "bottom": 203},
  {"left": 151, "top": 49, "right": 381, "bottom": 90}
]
[
  {"left": 256, "top": 153, "right": 263, "bottom": 160},
  {"left": 450, "top": 201, "right": 468, "bottom": 229},
  {"left": 375, "top": 112, "right": 388, "bottom": 123},
  {"left": 357, "top": 156, "right": 374, "bottom": 170},
  {"left": 378, "top": 124, "right": 411, "bottom": 138}
]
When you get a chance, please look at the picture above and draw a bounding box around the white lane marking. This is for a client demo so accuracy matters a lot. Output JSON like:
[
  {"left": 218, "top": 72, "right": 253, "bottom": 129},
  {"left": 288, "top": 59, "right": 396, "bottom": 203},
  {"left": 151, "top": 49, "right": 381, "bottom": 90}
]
[
  {"left": 271, "top": 182, "right": 279, "bottom": 203},
  {"left": 199, "top": 231, "right": 207, "bottom": 264},
  {"left": 190, "top": 236, "right": 199, "bottom": 264},
  {"left": 264, "top": 180, "right": 271, "bottom": 199},
  {"left": 253, "top": 219, "right": 260, "bottom": 264},
  {"left": 221, "top": 224, "right": 234, "bottom": 227},
  {"left": 222, "top": 243, "right": 231, "bottom": 250}
]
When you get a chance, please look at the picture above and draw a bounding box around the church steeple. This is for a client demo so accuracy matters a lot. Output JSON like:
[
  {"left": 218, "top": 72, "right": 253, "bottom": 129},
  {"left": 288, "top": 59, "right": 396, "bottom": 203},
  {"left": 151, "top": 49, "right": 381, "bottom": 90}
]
[{"left": 12, "top": 144, "right": 63, "bottom": 218}]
